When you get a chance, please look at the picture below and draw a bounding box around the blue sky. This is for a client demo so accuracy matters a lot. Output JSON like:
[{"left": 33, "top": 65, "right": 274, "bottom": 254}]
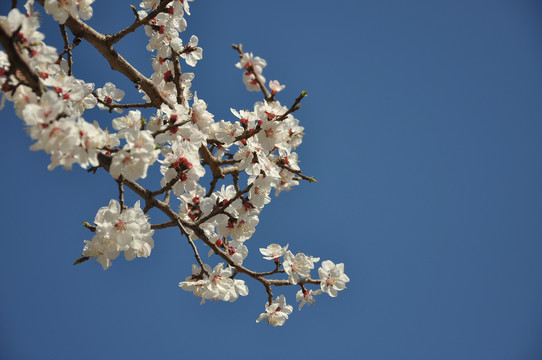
[{"left": 1, "top": 0, "right": 542, "bottom": 359}]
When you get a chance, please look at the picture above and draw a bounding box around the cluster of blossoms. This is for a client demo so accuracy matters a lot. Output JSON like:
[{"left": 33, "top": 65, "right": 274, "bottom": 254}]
[
  {"left": 178, "top": 263, "right": 248, "bottom": 304},
  {"left": 0, "top": 0, "right": 349, "bottom": 325},
  {"left": 44, "top": 0, "right": 95, "bottom": 24},
  {"left": 256, "top": 244, "right": 350, "bottom": 322},
  {"left": 82, "top": 200, "right": 154, "bottom": 270}
]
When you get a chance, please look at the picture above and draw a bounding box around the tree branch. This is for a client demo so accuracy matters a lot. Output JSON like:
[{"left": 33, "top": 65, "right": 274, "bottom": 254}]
[
  {"left": 106, "top": 1, "right": 174, "bottom": 45},
  {"left": 0, "top": 24, "right": 44, "bottom": 96},
  {"left": 35, "top": 0, "right": 172, "bottom": 109},
  {"left": 59, "top": 24, "right": 72, "bottom": 76}
]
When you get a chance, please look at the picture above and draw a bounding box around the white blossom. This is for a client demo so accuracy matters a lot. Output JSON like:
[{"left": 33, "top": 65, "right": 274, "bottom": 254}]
[
  {"left": 296, "top": 289, "right": 323, "bottom": 310},
  {"left": 180, "top": 35, "right": 203, "bottom": 67},
  {"left": 269, "top": 80, "right": 285, "bottom": 95},
  {"left": 260, "top": 243, "right": 289, "bottom": 261},
  {"left": 96, "top": 82, "right": 125, "bottom": 113},
  {"left": 283, "top": 251, "right": 320, "bottom": 284},
  {"left": 256, "top": 295, "right": 293, "bottom": 326},
  {"left": 318, "top": 260, "right": 350, "bottom": 297}
]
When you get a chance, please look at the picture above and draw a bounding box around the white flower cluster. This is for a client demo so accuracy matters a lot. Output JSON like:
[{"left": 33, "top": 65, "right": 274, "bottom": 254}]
[
  {"left": 0, "top": 0, "right": 349, "bottom": 325},
  {"left": 82, "top": 200, "right": 154, "bottom": 270},
  {"left": 235, "top": 52, "right": 267, "bottom": 92},
  {"left": 256, "top": 244, "right": 350, "bottom": 322},
  {"left": 44, "top": 0, "right": 95, "bottom": 24},
  {"left": 0, "top": 7, "right": 118, "bottom": 170},
  {"left": 178, "top": 263, "right": 248, "bottom": 304}
]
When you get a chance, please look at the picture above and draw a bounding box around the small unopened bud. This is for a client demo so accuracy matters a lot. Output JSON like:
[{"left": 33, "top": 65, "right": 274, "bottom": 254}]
[
  {"left": 73, "top": 256, "right": 90, "bottom": 266},
  {"left": 82, "top": 222, "right": 96, "bottom": 232}
]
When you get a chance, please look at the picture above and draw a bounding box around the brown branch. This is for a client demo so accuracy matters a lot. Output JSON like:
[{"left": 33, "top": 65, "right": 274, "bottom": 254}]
[
  {"left": 276, "top": 161, "right": 317, "bottom": 183},
  {"left": 58, "top": 36, "right": 81, "bottom": 59},
  {"left": 116, "top": 176, "right": 126, "bottom": 210},
  {"left": 59, "top": 24, "right": 72, "bottom": 76},
  {"left": 164, "top": 189, "right": 171, "bottom": 204},
  {"left": 151, "top": 119, "right": 190, "bottom": 137},
  {"left": 143, "top": 202, "right": 153, "bottom": 213},
  {"left": 0, "top": 24, "right": 44, "bottom": 96},
  {"left": 151, "top": 220, "right": 176, "bottom": 230},
  {"left": 268, "top": 278, "right": 320, "bottom": 287},
  {"left": 171, "top": 50, "right": 185, "bottom": 105},
  {"left": 250, "top": 66, "right": 271, "bottom": 102},
  {"left": 106, "top": 0, "right": 174, "bottom": 45},
  {"left": 93, "top": 92, "right": 154, "bottom": 112},
  {"left": 182, "top": 230, "right": 208, "bottom": 276},
  {"left": 151, "top": 171, "right": 182, "bottom": 197},
  {"left": 275, "top": 90, "right": 307, "bottom": 121},
  {"left": 232, "top": 43, "right": 243, "bottom": 59},
  {"left": 199, "top": 144, "right": 224, "bottom": 179},
  {"left": 35, "top": 0, "right": 172, "bottom": 109},
  {"left": 254, "top": 267, "right": 286, "bottom": 277},
  {"left": 232, "top": 171, "right": 240, "bottom": 192},
  {"left": 205, "top": 176, "right": 219, "bottom": 198},
  {"left": 264, "top": 280, "right": 273, "bottom": 305}
]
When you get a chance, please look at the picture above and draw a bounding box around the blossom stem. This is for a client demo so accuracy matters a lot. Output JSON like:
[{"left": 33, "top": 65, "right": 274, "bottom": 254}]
[{"left": 59, "top": 24, "right": 73, "bottom": 75}]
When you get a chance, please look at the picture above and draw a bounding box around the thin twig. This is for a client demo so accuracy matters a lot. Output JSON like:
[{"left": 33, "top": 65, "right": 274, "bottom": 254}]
[
  {"left": 106, "top": 0, "right": 174, "bottom": 45},
  {"left": 267, "top": 278, "right": 320, "bottom": 287},
  {"left": 117, "top": 176, "right": 126, "bottom": 210},
  {"left": 182, "top": 231, "right": 208, "bottom": 276},
  {"left": 234, "top": 90, "right": 307, "bottom": 142},
  {"left": 152, "top": 119, "right": 190, "bottom": 137},
  {"left": 276, "top": 161, "right": 317, "bottom": 183},
  {"left": 151, "top": 220, "right": 177, "bottom": 230},
  {"left": 150, "top": 171, "right": 182, "bottom": 197},
  {"left": 58, "top": 36, "right": 81, "bottom": 58},
  {"left": 59, "top": 24, "right": 73, "bottom": 76},
  {"left": 93, "top": 92, "right": 154, "bottom": 112}
]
